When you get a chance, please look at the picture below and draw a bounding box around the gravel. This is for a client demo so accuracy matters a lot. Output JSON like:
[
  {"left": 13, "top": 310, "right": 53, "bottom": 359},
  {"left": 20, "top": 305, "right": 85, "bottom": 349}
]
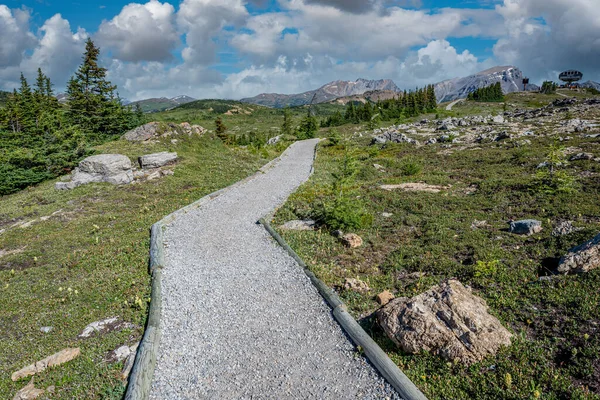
[{"left": 150, "top": 139, "right": 400, "bottom": 399}]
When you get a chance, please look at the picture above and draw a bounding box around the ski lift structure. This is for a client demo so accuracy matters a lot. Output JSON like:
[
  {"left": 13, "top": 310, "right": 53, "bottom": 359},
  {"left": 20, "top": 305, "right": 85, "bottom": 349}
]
[{"left": 559, "top": 70, "right": 583, "bottom": 88}]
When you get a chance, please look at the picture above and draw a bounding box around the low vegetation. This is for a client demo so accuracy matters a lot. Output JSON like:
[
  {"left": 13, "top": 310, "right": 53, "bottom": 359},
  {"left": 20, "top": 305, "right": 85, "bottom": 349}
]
[
  {"left": 274, "top": 94, "right": 600, "bottom": 399},
  {"left": 0, "top": 133, "right": 283, "bottom": 399}
]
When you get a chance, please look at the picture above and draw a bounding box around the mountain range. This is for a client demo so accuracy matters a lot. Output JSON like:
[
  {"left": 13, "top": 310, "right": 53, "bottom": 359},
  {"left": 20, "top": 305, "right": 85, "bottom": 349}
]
[{"left": 240, "top": 78, "right": 399, "bottom": 108}]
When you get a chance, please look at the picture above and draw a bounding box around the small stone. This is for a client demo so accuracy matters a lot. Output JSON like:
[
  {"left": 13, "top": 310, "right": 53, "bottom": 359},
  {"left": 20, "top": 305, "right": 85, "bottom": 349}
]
[
  {"left": 278, "top": 220, "right": 316, "bottom": 231},
  {"left": 509, "top": 219, "right": 542, "bottom": 235},
  {"left": 376, "top": 290, "right": 395, "bottom": 306},
  {"left": 492, "top": 115, "right": 505, "bottom": 124},
  {"left": 332, "top": 230, "right": 344, "bottom": 238},
  {"left": 46, "top": 386, "right": 55, "bottom": 393},
  {"left": 380, "top": 182, "right": 450, "bottom": 193},
  {"left": 471, "top": 220, "right": 487, "bottom": 230},
  {"left": 78, "top": 317, "right": 134, "bottom": 339},
  {"left": 344, "top": 278, "right": 370, "bottom": 293},
  {"left": 569, "top": 153, "right": 594, "bottom": 161},
  {"left": 40, "top": 327, "right": 53, "bottom": 334},
  {"left": 381, "top": 212, "right": 393, "bottom": 218},
  {"left": 12, "top": 348, "right": 80, "bottom": 381},
  {"left": 13, "top": 378, "right": 44, "bottom": 400},
  {"left": 373, "top": 164, "right": 386, "bottom": 172},
  {"left": 341, "top": 233, "right": 363, "bottom": 248}
]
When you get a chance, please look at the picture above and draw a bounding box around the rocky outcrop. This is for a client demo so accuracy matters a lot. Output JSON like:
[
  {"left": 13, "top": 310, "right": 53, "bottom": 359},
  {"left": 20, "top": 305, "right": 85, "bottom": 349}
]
[
  {"left": 557, "top": 232, "right": 600, "bottom": 273},
  {"left": 12, "top": 378, "right": 44, "bottom": 400},
  {"left": 377, "top": 280, "right": 512, "bottom": 365},
  {"left": 123, "top": 122, "right": 206, "bottom": 142},
  {"left": 344, "top": 277, "right": 370, "bottom": 293},
  {"left": 371, "top": 128, "right": 419, "bottom": 145},
  {"left": 55, "top": 154, "right": 133, "bottom": 190},
  {"left": 138, "top": 152, "right": 178, "bottom": 169}
]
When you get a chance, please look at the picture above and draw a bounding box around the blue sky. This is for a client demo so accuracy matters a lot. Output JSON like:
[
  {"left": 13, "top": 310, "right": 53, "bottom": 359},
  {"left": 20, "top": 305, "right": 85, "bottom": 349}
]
[{"left": 1, "top": 0, "right": 598, "bottom": 100}]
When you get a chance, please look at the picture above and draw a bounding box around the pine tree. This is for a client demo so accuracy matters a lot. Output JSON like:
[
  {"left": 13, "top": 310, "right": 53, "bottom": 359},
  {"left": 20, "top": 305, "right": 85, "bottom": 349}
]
[{"left": 215, "top": 117, "right": 228, "bottom": 142}]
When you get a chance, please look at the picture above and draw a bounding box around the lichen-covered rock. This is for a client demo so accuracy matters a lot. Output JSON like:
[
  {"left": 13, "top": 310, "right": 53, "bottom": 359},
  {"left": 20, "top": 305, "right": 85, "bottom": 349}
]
[
  {"left": 139, "top": 152, "right": 178, "bottom": 169},
  {"left": 509, "top": 219, "right": 542, "bottom": 235},
  {"left": 55, "top": 155, "right": 133, "bottom": 190},
  {"left": 344, "top": 278, "right": 370, "bottom": 293},
  {"left": 377, "top": 280, "right": 512, "bottom": 365},
  {"left": 78, "top": 317, "right": 134, "bottom": 339},
  {"left": 557, "top": 232, "right": 600, "bottom": 273}
]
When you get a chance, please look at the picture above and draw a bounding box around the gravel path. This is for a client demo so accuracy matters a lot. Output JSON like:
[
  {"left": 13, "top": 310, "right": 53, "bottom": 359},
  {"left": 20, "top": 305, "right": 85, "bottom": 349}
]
[
  {"left": 150, "top": 139, "right": 399, "bottom": 399},
  {"left": 445, "top": 98, "right": 465, "bottom": 111}
]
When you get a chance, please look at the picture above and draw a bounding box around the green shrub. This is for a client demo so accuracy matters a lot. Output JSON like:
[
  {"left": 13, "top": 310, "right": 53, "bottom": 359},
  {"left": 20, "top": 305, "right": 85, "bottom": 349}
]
[
  {"left": 532, "top": 145, "right": 577, "bottom": 194},
  {"left": 400, "top": 159, "right": 422, "bottom": 176},
  {"left": 327, "top": 128, "right": 342, "bottom": 146},
  {"left": 314, "top": 195, "right": 373, "bottom": 231}
]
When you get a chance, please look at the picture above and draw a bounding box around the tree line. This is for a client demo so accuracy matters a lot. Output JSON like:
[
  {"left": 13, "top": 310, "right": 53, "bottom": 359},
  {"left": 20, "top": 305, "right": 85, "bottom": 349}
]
[
  {"left": 467, "top": 82, "right": 504, "bottom": 102},
  {"left": 0, "top": 39, "right": 144, "bottom": 195},
  {"left": 321, "top": 85, "right": 438, "bottom": 128}
]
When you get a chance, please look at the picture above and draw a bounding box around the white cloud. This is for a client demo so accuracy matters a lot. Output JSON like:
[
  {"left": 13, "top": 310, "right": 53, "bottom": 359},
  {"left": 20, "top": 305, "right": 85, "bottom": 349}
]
[
  {"left": 96, "top": 0, "right": 179, "bottom": 62},
  {"left": 177, "top": 0, "right": 248, "bottom": 64},
  {"left": 494, "top": 0, "right": 600, "bottom": 82},
  {"left": 0, "top": 13, "right": 87, "bottom": 91},
  {"left": 0, "top": 6, "right": 36, "bottom": 68}
]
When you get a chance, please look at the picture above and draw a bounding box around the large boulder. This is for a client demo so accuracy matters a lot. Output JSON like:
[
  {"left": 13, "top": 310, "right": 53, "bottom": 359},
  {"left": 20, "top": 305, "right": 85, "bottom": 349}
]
[
  {"left": 377, "top": 280, "right": 512, "bottom": 365},
  {"left": 372, "top": 130, "right": 418, "bottom": 145},
  {"left": 56, "top": 155, "right": 133, "bottom": 190},
  {"left": 557, "top": 232, "right": 600, "bottom": 273},
  {"left": 139, "top": 152, "right": 178, "bottom": 169}
]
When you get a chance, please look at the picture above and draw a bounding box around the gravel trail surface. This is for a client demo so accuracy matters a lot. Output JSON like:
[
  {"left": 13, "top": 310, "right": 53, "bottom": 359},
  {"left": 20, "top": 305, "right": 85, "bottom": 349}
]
[{"left": 150, "top": 139, "right": 399, "bottom": 399}]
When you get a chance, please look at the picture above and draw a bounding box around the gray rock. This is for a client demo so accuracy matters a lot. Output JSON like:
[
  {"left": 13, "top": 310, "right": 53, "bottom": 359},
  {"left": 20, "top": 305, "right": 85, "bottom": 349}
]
[
  {"left": 377, "top": 279, "right": 512, "bottom": 365},
  {"left": 56, "top": 155, "right": 133, "bottom": 190},
  {"left": 371, "top": 131, "right": 418, "bottom": 145},
  {"left": 425, "top": 137, "right": 437, "bottom": 145},
  {"left": 569, "top": 152, "right": 594, "bottom": 161},
  {"left": 123, "top": 122, "right": 206, "bottom": 142},
  {"left": 495, "top": 131, "right": 511, "bottom": 141},
  {"left": 267, "top": 135, "right": 281, "bottom": 145},
  {"left": 557, "top": 232, "right": 600, "bottom": 273},
  {"left": 139, "top": 152, "right": 178, "bottom": 169},
  {"left": 40, "top": 327, "right": 53, "bottom": 334},
  {"left": 492, "top": 115, "right": 505, "bottom": 124},
  {"left": 278, "top": 220, "right": 316, "bottom": 231},
  {"left": 552, "top": 221, "right": 580, "bottom": 237},
  {"left": 509, "top": 219, "right": 542, "bottom": 235}
]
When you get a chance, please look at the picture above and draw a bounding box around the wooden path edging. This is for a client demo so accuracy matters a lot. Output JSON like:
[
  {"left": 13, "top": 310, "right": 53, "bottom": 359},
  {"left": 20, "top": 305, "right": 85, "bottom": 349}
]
[
  {"left": 124, "top": 142, "right": 304, "bottom": 399},
  {"left": 259, "top": 218, "right": 428, "bottom": 400}
]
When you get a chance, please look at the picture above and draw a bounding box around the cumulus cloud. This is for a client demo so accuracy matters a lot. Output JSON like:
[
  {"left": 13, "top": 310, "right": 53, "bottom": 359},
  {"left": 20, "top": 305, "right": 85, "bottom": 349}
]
[
  {"left": 493, "top": 0, "right": 600, "bottom": 81},
  {"left": 178, "top": 0, "right": 248, "bottom": 64},
  {"left": 0, "top": 13, "right": 87, "bottom": 92},
  {"left": 96, "top": 0, "right": 179, "bottom": 62},
  {"left": 0, "top": 6, "right": 36, "bottom": 68}
]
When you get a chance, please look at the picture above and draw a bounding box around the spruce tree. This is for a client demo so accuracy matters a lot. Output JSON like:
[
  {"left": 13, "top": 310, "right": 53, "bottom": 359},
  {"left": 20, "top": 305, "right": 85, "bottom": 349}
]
[{"left": 66, "top": 38, "right": 132, "bottom": 142}]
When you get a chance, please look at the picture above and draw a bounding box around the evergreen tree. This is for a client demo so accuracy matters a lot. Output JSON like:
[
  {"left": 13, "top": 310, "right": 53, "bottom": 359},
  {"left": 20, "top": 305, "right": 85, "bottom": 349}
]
[
  {"left": 215, "top": 116, "right": 228, "bottom": 142},
  {"left": 282, "top": 107, "right": 293, "bottom": 135},
  {"left": 66, "top": 38, "right": 133, "bottom": 142}
]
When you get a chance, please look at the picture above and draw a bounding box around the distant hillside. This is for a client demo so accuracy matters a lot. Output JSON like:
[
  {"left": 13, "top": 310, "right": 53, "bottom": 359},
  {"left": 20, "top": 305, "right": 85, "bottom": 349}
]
[
  {"left": 241, "top": 78, "right": 400, "bottom": 108},
  {"left": 173, "top": 99, "right": 263, "bottom": 115},
  {"left": 435, "top": 66, "right": 524, "bottom": 103},
  {"left": 130, "top": 95, "right": 196, "bottom": 113}
]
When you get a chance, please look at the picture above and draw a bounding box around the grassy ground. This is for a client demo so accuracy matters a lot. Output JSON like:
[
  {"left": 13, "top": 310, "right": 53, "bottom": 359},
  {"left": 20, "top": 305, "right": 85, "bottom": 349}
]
[
  {"left": 273, "top": 104, "right": 600, "bottom": 398},
  {"left": 0, "top": 133, "right": 284, "bottom": 399}
]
